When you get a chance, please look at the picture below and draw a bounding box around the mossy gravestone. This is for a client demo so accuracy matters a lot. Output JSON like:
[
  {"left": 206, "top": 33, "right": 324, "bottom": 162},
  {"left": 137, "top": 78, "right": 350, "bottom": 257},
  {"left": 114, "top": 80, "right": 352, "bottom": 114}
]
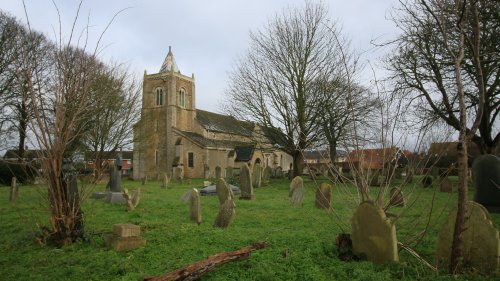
[
  {"left": 239, "top": 163, "right": 254, "bottom": 200},
  {"left": 215, "top": 166, "right": 222, "bottom": 179},
  {"left": 473, "top": 154, "right": 500, "bottom": 213},
  {"left": 439, "top": 177, "right": 452, "bottom": 193},
  {"left": 214, "top": 178, "right": 236, "bottom": 228},
  {"left": 189, "top": 188, "right": 202, "bottom": 225},
  {"left": 225, "top": 166, "right": 233, "bottom": 178},
  {"left": 262, "top": 166, "right": 271, "bottom": 186},
  {"left": 252, "top": 163, "right": 262, "bottom": 188},
  {"left": 315, "top": 183, "right": 331, "bottom": 210},
  {"left": 436, "top": 201, "right": 499, "bottom": 273},
  {"left": 351, "top": 201, "right": 399, "bottom": 264},
  {"left": 289, "top": 176, "right": 305, "bottom": 207}
]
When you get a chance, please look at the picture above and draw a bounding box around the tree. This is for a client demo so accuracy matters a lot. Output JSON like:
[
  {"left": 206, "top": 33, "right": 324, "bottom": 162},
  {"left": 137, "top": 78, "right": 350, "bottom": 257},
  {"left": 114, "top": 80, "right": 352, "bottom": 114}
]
[
  {"left": 82, "top": 62, "right": 141, "bottom": 182},
  {"left": 389, "top": 0, "right": 489, "bottom": 273},
  {"left": 388, "top": 0, "right": 499, "bottom": 154},
  {"left": 225, "top": 1, "right": 345, "bottom": 176}
]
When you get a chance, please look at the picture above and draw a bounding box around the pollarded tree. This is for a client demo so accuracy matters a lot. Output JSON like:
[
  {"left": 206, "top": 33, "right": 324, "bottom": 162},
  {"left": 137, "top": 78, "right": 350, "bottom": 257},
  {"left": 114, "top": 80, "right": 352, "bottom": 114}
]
[
  {"left": 388, "top": 0, "right": 499, "bottom": 154},
  {"left": 225, "top": 1, "right": 345, "bottom": 176}
]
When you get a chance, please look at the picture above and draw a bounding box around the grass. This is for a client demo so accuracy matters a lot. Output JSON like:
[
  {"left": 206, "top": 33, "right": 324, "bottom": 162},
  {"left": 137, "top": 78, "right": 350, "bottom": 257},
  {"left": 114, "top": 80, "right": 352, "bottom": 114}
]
[{"left": 0, "top": 176, "right": 498, "bottom": 281}]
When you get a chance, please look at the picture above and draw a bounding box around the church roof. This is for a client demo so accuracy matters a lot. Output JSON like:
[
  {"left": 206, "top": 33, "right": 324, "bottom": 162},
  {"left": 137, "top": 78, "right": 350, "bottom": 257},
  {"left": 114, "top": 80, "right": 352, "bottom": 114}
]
[
  {"left": 196, "top": 110, "right": 254, "bottom": 137},
  {"left": 175, "top": 129, "right": 254, "bottom": 149},
  {"left": 159, "top": 46, "right": 179, "bottom": 73}
]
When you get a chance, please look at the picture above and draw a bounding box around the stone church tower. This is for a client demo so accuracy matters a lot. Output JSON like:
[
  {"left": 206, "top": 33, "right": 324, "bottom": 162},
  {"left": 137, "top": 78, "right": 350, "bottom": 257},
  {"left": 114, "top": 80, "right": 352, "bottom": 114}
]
[{"left": 133, "top": 47, "right": 196, "bottom": 179}]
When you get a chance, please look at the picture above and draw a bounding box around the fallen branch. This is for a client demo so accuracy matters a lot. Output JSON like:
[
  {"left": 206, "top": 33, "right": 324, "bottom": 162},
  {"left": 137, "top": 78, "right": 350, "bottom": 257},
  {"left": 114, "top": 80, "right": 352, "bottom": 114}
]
[{"left": 144, "top": 241, "right": 268, "bottom": 281}]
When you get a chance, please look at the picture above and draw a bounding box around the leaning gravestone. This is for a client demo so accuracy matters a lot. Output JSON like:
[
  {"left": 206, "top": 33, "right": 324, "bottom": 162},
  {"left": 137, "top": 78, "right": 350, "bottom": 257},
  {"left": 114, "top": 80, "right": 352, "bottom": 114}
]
[
  {"left": 351, "top": 201, "right": 399, "bottom": 264},
  {"left": 473, "top": 154, "right": 500, "bottom": 213},
  {"left": 189, "top": 188, "right": 202, "bottom": 224},
  {"left": 239, "top": 164, "right": 254, "bottom": 200},
  {"left": 289, "top": 176, "right": 305, "bottom": 207},
  {"left": 215, "top": 166, "right": 222, "bottom": 179},
  {"left": 9, "top": 177, "right": 18, "bottom": 203},
  {"left": 388, "top": 187, "right": 405, "bottom": 208},
  {"left": 161, "top": 174, "right": 169, "bottom": 189},
  {"left": 439, "top": 177, "right": 452, "bottom": 193},
  {"left": 262, "top": 166, "right": 271, "bottom": 186},
  {"left": 252, "top": 163, "right": 262, "bottom": 188},
  {"left": 214, "top": 178, "right": 236, "bottom": 228},
  {"left": 436, "top": 201, "right": 499, "bottom": 273},
  {"left": 315, "top": 183, "right": 331, "bottom": 210}
]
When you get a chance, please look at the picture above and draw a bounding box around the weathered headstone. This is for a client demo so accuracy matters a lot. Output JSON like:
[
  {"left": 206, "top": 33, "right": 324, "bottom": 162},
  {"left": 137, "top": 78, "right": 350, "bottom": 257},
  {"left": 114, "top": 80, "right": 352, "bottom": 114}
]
[
  {"left": 204, "top": 164, "right": 210, "bottom": 179},
  {"left": 122, "top": 189, "right": 135, "bottom": 211},
  {"left": 388, "top": 187, "right": 405, "bottom": 208},
  {"left": 436, "top": 201, "right": 499, "bottom": 273},
  {"left": 214, "top": 178, "right": 236, "bottom": 228},
  {"left": 351, "top": 201, "right": 399, "bottom": 264},
  {"left": 225, "top": 166, "right": 233, "bottom": 178},
  {"left": 439, "top": 177, "right": 452, "bottom": 193},
  {"left": 131, "top": 188, "right": 141, "bottom": 208},
  {"left": 215, "top": 166, "right": 222, "bottom": 179},
  {"left": 473, "top": 154, "right": 500, "bottom": 213},
  {"left": 174, "top": 166, "right": 184, "bottom": 181},
  {"left": 262, "top": 166, "right": 271, "bottom": 186},
  {"left": 315, "top": 183, "right": 331, "bottom": 210},
  {"left": 252, "top": 163, "right": 261, "bottom": 188},
  {"left": 289, "top": 176, "right": 305, "bottom": 207},
  {"left": 161, "top": 174, "right": 169, "bottom": 189},
  {"left": 421, "top": 175, "right": 433, "bottom": 188},
  {"left": 9, "top": 177, "right": 18, "bottom": 203},
  {"left": 105, "top": 223, "right": 146, "bottom": 251},
  {"left": 110, "top": 153, "right": 122, "bottom": 192},
  {"left": 239, "top": 163, "right": 254, "bottom": 200},
  {"left": 274, "top": 166, "right": 283, "bottom": 179},
  {"left": 189, "top": 188, "right": 202, "bottom": 224}
]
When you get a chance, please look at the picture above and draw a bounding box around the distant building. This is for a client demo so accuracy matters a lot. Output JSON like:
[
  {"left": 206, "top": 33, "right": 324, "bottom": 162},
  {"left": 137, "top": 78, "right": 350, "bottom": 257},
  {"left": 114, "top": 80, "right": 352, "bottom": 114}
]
[
  {"left": 84, "top": 151, "right": 133, "bottom": 176},
  {"left": 345, "top": 147, "right": 406, "bottom": 172},
  {"left": 133, "top": 47, "right": 293, "bottom": 179}
]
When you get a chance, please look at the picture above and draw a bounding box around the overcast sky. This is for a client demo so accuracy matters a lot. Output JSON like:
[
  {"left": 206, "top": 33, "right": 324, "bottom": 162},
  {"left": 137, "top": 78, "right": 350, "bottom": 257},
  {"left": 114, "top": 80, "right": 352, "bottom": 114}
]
[{"left": 0, "top": 0, "right": 400, "bottom": 113}]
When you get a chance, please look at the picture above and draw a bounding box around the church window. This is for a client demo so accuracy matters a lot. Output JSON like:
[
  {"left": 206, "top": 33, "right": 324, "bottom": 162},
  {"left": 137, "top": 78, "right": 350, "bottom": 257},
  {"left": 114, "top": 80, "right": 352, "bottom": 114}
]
[
  {"left": 179, "top": 88, "right": 185, "bottom": 108},
  {"left": 188, "top": 152, "right": 194, "bottom": 168},
  {"left": 155, "top": 150, "right": 160, "bottom": 166},
  {"left": 156, "top": 88, "right": 164, "bottom": 106}
]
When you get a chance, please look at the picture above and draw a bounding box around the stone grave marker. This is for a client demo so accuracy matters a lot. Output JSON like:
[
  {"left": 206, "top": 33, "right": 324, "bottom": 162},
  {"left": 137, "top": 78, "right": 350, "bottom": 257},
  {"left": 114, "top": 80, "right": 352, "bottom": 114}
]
[
  {"left": 225, "top": 166, "right": 233, "bottom": 178},
  {"left": 204, "top": 164, "right": 210, "bottom": 179},
  {"left": 421, "top": 175, "right": 433, "bottom": 188},
  {"left": 215, "top": 166, "right": 222, "bottom": 179},
  {"left": 351, "top": 201, "right": 399, "bottom": 264},
  {"left": 105, "top": 223, "right": 146, "bottom": 252},
  {"left": 239, "top": 163, "right": 254, "bottom": 200},
  {"left": 388, "top": 187, "right": 405, "bottom": 208},
  {"left": 174, "top": 166, "right": 184, "bottom": 181},
  {"left": 473, "top": 154, "right": 500, "bottom": 213},
  {"left": 315, "top": 182, "right": 331, "bottom": 210},
  {"left": 122, "top": 188, "right": 141, "bottom": 211},
  {"left": 141, "top": 176, "right": 147, "bottom": 185},
  {"left": 9, "top": 177, "right": 18, "bottom": 203},
  {"left": 439, "top": 177, "right": 452, "bottom": 193},
  {"left": 189, "top": 188, "right": 202, "bottom": 224},
  {"left": 436, "top": 201, "right": 499, "bottom": 273},
  {"left": 289, "top": 176, "right": 305, "bottom": 207},
  {"left": 252, "top": 163, "right": 261, "bottom": 188},
  {"left": 274, "top": 167, "right": 283, "bottom": 179},
  {"left": 161, "top": 174, "right": 169, "bottom": 189},
  {"left": 214, "top": 178, "right": 236, "bottom": 228},
  {"left": 262, "top": 166, "right": 271, "bottom": 186}
]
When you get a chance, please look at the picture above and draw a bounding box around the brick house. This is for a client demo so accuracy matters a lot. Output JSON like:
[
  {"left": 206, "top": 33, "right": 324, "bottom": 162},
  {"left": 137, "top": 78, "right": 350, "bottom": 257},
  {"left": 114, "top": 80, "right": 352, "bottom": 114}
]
[{"left": 133, "top": 47, "right": 293, "bottom": 179}]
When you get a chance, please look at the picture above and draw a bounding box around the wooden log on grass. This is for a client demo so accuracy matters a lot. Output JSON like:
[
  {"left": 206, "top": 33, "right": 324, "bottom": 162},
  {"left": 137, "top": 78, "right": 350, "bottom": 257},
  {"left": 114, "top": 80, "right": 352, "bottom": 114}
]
[{"left": 144, "top": 241, "right": 268, "bottom": 281}]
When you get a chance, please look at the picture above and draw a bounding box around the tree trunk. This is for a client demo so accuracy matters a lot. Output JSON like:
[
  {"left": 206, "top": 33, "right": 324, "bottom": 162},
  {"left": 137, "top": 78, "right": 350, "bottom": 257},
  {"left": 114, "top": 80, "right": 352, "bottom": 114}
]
[{"left": 292, "top": 150, "right": 303, "bottom": 178}]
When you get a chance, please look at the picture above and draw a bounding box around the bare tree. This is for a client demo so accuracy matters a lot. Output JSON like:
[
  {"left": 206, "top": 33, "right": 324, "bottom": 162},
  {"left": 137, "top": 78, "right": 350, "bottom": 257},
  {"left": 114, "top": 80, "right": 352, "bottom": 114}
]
[{"left": 225, "top": 1, "right": 344, "bottom": 176}]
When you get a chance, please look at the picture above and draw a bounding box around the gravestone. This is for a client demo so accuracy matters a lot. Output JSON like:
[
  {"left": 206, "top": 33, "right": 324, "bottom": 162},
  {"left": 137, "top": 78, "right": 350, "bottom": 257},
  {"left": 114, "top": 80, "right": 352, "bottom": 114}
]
[
  {"left": 189, "top": 188, "right": 202, "bottom": 224},
  {"left": 351, "top": 201, "right": 399, "bottom": 264},
  {"left": 141, "top": 176, "right": 147, "bottom": 185},
  {"left": 122, "top": 189, "right": 135, "bottom": 211},
  {"left": 289, "top": 176, "right": 305, "bottom": 207},
  {"left": 174, "top": 166, "right": 184, "bottom": 181},
  {"left": 252, "top": 163, "right": 261, "bottom": 188},
  {"left": 315, "top": 183, "right": 331, "bottom": 210},
  {"left": 225, "top": 166, "right": 233, "bottom": 178},
  {"left": 215, "top": 166, "right": 222, "bottom": 179},
  {"left": 388, "top": 187, "right": 405, "bottom": 208},
  {"left": 436, "top": 201, "right": 499, "bottom": 273},
  {"left": 204, "top": 164, "right": 210, "bottom": 179},
  {"left": 105, "top": 223, "right": 146, "bottom": 252},
  {"left": 274, "top": 167, "right": 283, "bottom": 179},
  {"left": 473, "top": 154, "right": 500, "bottom": 213},
  {"left": 110, "top": 153, "right": 122, "bottom": 192},
  {"left": 239, "top": 163, "right": 254, "bottom": 200},
  {"left": 214, "top": 178, "right": 236, "bottom": 228},
  {"left": 439, "top": 177, "right": 452, "bottom": 193},
  {"left": 9, "top": 177, "right": 18, "bottom": 203},
  {"left": 421, "top": 175, "right": 433, "bottom": 188},
  {"left": 262, "top": 166, "right": 271, "bottom": 186},
  {"left": 161, "top": 174, "right": 169, "bottom": 189}
]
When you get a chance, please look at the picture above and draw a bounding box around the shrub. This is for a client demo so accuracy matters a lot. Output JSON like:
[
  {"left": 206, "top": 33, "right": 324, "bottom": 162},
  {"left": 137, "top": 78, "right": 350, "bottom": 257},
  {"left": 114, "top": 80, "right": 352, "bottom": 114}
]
[{"left": 0, "top": 162, "right": 37, "bottom": 185}]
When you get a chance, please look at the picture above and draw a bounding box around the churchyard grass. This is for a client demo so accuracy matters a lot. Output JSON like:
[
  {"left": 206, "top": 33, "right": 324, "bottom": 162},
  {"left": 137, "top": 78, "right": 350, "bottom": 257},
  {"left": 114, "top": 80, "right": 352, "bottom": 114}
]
[{"left": 0, "top": 176, "right": 498, "bottom": 280}]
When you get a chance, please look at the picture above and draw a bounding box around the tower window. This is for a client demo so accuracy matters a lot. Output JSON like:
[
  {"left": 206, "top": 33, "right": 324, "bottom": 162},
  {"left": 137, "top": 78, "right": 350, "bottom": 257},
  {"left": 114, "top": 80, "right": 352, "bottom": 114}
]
[
  {"left": 155, "top": 150, "right": 160, "bottom": 166},
  {"left": 156, "top": 88, "right": 164, "bottom": 106},
  {"left": 188, "top": 152, "right": 194, "bottom": 168},
  {"left": 179, "top": 88, "right": 185, "bottom": 108}
]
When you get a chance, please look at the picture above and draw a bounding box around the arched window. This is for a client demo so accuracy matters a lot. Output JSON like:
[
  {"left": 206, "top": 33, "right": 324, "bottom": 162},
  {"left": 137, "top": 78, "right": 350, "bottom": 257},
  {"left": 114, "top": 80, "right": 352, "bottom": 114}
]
[
  {"left": 156, "top": 88, "right": 164, "bottom": 106},
  {"left": 178, "top": 88, "right": 185, "bottom": 108}
]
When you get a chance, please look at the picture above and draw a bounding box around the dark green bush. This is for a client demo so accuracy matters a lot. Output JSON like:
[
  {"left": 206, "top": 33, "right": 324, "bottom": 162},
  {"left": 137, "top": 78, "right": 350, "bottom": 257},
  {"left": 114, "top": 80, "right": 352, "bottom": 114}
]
[{"left": 0, "top": 162, "right": 37, "bottom": 185}]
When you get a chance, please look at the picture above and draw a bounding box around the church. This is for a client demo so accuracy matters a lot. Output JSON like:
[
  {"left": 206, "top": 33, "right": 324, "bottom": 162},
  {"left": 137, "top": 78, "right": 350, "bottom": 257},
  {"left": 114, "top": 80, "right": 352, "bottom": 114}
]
[{"left": 133, "top": 47, "right": 293, "bottom": 179}]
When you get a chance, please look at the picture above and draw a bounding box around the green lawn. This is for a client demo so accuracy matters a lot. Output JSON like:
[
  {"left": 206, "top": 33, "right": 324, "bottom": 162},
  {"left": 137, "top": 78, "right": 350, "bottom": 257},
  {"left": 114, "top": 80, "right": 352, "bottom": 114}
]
[{"left": 0, "top": 177, "right": 498, "bottom": 281}]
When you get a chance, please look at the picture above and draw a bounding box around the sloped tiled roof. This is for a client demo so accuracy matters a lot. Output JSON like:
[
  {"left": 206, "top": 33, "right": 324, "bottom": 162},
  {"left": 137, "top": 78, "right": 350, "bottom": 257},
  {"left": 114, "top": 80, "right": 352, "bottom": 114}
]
[
  {"left": 176, "top": 130, "right": 253, "bottom": 149},
  {"left": 196, "top": 110, "right": 254, "bottom": 137}
]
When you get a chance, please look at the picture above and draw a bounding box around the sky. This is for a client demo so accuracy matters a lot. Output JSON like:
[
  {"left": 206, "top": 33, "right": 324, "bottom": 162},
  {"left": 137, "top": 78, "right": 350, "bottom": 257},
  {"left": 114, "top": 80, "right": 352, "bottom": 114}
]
[{"left": 0, "top": 0, "right": 400, "bottom": 113}]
